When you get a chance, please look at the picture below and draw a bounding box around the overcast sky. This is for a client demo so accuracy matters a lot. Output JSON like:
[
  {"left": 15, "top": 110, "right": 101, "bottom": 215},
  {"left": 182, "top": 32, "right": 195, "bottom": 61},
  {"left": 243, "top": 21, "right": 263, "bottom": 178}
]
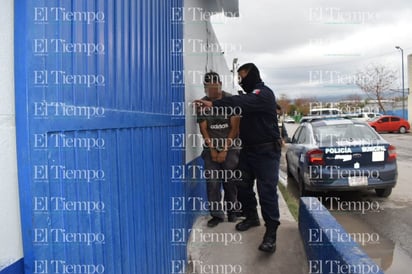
[{"left": 211, "top": 0, "right": 412, "bottom": 99}]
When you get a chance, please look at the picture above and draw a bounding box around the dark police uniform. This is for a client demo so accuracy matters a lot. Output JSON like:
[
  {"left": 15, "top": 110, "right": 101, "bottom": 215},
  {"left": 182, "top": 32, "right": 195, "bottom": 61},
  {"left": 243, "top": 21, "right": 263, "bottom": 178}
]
[
  {"left": 213, "top": 82, "right": 282, "bottom": 229},
  {"left": 197, "top": 63, "right": 282, "bottom": 252}
]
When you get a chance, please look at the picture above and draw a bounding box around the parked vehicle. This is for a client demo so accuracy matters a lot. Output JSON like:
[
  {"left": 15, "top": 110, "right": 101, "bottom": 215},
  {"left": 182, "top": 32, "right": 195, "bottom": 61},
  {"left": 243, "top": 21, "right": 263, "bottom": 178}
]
[
  {"left": 309, "top": 108, "right": 342, "bottom": 116},
  {"left": 284, "top": 116, "right": 295, "bottom": 123},
  {"left": 286, "top": 118, "right": 397, "bottom": 197},
  {"left": 300, "top": 108, "right": 345, "bottom": 123},
  {"left": 368, "top": 115, "right": 410, "bottom": 134},
  {"left": 300, "top": 115, "right": 346, "bottom": 123},
  {"left": 352, "top": 112, "right": 382, "bottom": 122}
]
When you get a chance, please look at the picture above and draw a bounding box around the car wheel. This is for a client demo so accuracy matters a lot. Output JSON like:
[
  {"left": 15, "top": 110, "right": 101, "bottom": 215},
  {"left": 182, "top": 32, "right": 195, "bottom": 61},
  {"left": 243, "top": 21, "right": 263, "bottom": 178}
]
[
  {"left": 399, "top": 126, "right": 406, "bottom": 134},
  {"left": 375, "top": 187, "right": 392, "bottom": 198},
  {"left": 298, "top": 173, "right": 310, "bottom": 197}
]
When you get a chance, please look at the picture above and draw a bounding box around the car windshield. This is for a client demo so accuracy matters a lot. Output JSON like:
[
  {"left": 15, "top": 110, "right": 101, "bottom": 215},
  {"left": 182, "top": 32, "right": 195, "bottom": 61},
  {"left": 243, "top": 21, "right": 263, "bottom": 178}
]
[{"left": 313, "top": 123, "right": 381, "bottom": 147}]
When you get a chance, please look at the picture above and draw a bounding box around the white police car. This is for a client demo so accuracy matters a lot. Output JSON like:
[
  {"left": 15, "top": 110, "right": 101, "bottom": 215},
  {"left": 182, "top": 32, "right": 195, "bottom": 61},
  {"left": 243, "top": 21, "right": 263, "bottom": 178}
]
[{"left": 286, "top": 118, "right": 397, "bottom": 197}]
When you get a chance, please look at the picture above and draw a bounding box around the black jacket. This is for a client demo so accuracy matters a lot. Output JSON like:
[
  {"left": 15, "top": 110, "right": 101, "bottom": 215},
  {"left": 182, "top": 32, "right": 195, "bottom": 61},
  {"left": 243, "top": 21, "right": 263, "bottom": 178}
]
[{"left": 213, "top": 82, "right": 280, "bottom": 146}]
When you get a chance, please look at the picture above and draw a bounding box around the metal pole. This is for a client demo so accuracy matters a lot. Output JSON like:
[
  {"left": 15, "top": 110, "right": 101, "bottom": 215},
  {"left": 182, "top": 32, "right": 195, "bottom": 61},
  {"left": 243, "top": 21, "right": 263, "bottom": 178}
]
[
  {"left": 401, "top": 48, "right": 405, "bottom": 119},
  {"left": 396, "top": 46, "right": 405, "bottom": 119}
]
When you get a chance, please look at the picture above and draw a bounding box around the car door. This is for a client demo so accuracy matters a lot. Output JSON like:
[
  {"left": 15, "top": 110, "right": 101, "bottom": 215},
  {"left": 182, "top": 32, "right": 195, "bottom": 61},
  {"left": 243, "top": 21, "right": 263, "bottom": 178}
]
[
  {"left": 390, "top": 116, "right": 401, "bottom": 131},
  {"left": 295, "top": 126, "right": 311, "bottom": 173},
  {"left": 287, "top": 126, "right": 304, "bottom": 177},
  {"left": 378, "top": 116, "right": 390, "bottom": 132}
]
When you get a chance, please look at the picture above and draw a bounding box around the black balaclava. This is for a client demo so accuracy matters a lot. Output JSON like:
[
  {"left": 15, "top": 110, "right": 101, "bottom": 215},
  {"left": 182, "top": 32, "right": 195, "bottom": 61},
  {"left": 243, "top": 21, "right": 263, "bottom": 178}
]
[{"left": 238, "top": 63, "right": 262, "bottom": 93}]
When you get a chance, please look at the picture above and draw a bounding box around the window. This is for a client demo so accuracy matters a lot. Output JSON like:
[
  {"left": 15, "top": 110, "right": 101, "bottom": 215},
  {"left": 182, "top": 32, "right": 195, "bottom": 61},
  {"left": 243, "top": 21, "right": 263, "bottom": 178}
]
[
  {"left": 314, "top": 123, "right": 379, "bottom": 146},
  {"left": 292, "top": 127, "right": 302, "bottom": 143},
  {"left": 391, "top": 117, "right": 400, "bottom": 122},
  {"left": 297, "top": 127, "right": 310, "bottom": 144},
  {"left": 381, "top": 117, "right": 389, "bottom": 123}
]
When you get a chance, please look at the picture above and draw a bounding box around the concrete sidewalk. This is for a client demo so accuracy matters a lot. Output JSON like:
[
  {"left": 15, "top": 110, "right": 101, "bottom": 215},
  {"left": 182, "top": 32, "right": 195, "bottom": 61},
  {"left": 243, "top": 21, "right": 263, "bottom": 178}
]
[{"left": 186, "top": 186, "right": 308, "bottom": 274}]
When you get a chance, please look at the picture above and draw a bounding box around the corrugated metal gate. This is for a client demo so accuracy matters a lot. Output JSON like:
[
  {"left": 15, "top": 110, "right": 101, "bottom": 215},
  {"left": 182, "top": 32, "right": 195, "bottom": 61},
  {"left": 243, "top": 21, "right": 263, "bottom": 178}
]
[{"left": 14, "top": 1, "right": 188, "bottom": 273}]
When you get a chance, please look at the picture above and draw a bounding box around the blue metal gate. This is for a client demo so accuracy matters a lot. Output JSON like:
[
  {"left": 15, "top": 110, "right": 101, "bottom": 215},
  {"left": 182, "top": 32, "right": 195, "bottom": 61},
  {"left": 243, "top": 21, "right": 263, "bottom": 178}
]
[{"left": 15, "top": 1, "right": 187, "bottom": 273}]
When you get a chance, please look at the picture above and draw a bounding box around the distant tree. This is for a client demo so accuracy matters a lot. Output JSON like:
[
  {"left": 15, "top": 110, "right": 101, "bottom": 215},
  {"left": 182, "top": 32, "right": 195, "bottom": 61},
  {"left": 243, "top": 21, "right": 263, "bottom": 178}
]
[
  {"left": 355, "top": 64, "right": 397, "bottom": 113},
  {"left": 294, "top": 97, "right": 315, "bottom": 115},
  {"left": 337, "top": 94, "right": 365, "bottom": 113},
  {"left": 277, "top": 94, "right": 291, "bottom": 114},
  {"left": 289, "top": 104, "right": 298, "bottom": 116}
]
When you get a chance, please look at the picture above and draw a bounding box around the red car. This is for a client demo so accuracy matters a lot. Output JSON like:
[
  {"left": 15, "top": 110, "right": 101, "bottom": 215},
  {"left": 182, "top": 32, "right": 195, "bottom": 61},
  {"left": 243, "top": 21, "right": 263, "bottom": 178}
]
[{"left": 368, "top": 115, "right": 410, "bottom": 133}]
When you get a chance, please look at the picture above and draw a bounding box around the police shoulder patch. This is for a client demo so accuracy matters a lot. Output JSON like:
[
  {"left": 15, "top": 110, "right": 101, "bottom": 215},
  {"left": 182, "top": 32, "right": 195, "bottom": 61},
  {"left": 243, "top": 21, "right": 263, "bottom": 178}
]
[{"left": 252, "top": 89, "right": 261, "bottom": 94}]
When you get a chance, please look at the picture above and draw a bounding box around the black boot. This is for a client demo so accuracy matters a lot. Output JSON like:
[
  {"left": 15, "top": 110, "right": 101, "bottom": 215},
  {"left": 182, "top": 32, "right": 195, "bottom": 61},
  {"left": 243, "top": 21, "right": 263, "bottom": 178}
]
[
  {"left": 258, "top": 225, "right": 278, "bottom": 253},
  {"left": 227, "top": 212, "right": 238, "bottom": 222},
  {"left": 235, "top": 218, "right": 260, "bottom": 231},
  {"left": 207, "top": 216, "right": 224, "bottom": 228}
]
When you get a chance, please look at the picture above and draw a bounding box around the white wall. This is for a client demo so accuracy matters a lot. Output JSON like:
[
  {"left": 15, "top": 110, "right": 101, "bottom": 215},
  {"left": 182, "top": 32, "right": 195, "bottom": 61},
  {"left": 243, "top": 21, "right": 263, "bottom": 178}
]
[
  {"left": 0, "top": 0, "right": 23, "bottom": 271},
  {"left": 184, "top": 0, "right": 238, "bottom": 163}
]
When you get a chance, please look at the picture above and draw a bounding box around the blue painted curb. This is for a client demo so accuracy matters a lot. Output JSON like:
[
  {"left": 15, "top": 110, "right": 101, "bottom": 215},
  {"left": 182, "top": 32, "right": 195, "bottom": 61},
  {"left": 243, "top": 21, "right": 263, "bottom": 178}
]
[{"left": 299, "top": 197, "right": 384, "bottom": 274}]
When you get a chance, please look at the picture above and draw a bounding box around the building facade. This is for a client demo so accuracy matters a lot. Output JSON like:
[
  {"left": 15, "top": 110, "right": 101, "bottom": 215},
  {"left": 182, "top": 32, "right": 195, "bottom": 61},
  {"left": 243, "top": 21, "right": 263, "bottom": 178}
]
[{"left": 0, "top": 1, "right": 238, "bottom": 273}]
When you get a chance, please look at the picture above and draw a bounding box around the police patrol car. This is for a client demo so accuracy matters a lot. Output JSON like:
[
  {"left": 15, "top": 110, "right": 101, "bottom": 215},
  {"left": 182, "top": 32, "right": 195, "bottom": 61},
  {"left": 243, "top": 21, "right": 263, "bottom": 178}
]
[{"left": 286, "top": 118, "right": 397, "bottom": 197}]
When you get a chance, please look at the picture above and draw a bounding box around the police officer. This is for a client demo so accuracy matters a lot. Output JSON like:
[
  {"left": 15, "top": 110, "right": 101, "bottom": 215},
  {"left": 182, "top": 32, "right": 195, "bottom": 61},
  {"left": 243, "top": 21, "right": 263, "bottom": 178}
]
[{"left": 194, "top": 63, "right": 282, "bottom": 253}]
